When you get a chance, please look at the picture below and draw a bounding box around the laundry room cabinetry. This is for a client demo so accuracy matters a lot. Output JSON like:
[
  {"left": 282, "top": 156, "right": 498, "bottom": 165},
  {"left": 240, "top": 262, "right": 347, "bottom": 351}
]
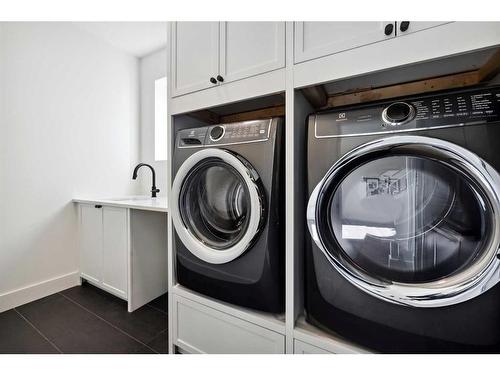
[
  {"left": 76, "top": 200, "right": 168, "bottom": 312},
  {"left": 171, "top": 21, "right": 285, "bottom": 98},
  {"left": 170, "top": 22, "right": 219, "bottom": 97},
  {"left": 219, "top": 22, "right": 285, "bottom": 84},
  {"left": 79, "top": 204, "right": 105, "bottom": 286},
  {"left": 166, "top": 21, "right": 500, "bottom": 354},
  {"left": 294, "top": 21, "right": 395, "bottom": 63},
  {"left": 172, "top": 293, "right": 285, "bottom": 354},
  {"left": 79, "top": 204, "right": 128, "bottom": 299},
  {"left": 292, "top": 22, "right": 500, "bottom": 89},
  {"left": 294, "top": 340, "right": 333, "bottom": 354},
  {"left": 396, "top": 21, "right": 449, "bottom": 35},
  {"left": 294, "top": 21, "right": 450, "bottom": 64}
]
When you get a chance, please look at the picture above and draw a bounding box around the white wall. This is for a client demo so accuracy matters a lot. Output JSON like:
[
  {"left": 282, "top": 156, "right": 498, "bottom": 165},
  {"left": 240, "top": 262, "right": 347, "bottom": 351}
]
[
  {"left": 136, "top": 48, "right": 168, "bottom": 196},
  {"left": 0, "top": 22, "right": 140, "bottom": 310}
]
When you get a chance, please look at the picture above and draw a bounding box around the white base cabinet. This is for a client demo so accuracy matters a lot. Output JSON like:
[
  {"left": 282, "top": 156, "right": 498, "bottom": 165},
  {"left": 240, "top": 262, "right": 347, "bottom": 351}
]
[
  {"left": 102, "top": 206, "right": 129, "bottom": 298},
  {"left": 78, "top": 203, "right": 167, "bottom": 311},
  {"left": 294, "top": 339, "right": 333, "bottom": 354},
  {"left": 172, "top": 294, "right": 285, "bottom": 354},
  {"left": 80, "top": 204, "right": 128, "bottom": 299}
]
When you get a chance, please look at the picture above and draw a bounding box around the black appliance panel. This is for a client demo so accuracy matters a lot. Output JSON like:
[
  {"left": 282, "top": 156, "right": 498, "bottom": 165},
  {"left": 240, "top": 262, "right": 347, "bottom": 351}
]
[{"left": 315, "top": 86, "right": 500, "bottom": 138}]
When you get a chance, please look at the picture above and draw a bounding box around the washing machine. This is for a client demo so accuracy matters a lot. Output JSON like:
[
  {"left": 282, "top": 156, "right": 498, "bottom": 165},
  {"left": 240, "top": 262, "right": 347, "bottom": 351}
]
[
  {"left": 306, "top": 85, "right": 500, "bottom": 352},
  {"left": 171, "top": 118, "right": 284, "bottom": 313}
]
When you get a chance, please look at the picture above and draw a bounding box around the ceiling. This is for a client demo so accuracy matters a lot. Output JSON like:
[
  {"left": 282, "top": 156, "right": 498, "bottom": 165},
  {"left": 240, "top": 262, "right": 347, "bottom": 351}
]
[{"left": 73, "top": 22, "right": 167, "bottom": 58}]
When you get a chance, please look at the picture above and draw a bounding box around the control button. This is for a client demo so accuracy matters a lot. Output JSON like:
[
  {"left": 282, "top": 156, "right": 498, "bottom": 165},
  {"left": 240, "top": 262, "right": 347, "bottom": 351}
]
[
  {"left": 209, "top": 125, "right": 225, "bottom": 141},
  {"left": 382, "top": 102, "right": 415, "bottom": 126}
]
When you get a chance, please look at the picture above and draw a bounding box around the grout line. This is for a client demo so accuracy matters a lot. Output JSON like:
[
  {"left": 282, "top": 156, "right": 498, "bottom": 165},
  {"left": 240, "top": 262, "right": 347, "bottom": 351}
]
[
  {"left": 146, "top": 303, "right": 168, "bottom": 316},
  {"left": 58, "top": 292, "right": 163, "bottom": 354},
  {"left": 14, "top": 308, "right": 63, "bottom": 354},
  {"left": 148, "top": 328, "right": 168, "bottom": 343}
]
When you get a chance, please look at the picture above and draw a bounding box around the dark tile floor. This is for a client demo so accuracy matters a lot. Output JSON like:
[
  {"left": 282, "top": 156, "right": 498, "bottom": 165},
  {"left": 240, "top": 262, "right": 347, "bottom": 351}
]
[{"left": 0, "top": 283, "right": 168, "bottom": 354}]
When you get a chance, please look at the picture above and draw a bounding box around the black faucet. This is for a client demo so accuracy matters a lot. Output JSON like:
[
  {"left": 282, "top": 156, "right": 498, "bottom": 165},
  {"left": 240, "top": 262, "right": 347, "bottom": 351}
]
[{"left": 132, "top": 163, "right": 160, "bottom": 198}]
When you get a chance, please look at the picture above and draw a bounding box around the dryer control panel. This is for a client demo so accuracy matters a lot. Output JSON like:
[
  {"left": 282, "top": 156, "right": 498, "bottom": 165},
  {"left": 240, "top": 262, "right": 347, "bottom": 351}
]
[
  {"left": 177, "top": 119, "right": 271, "bottom": 148},
  {"left": 314, "top": 86, "right": 500, "bottom": 138}
]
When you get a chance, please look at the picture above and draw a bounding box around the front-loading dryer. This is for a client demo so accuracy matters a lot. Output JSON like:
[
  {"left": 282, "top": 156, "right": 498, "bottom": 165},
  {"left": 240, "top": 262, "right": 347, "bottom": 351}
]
[
  {"left": 306, "top": 86, "right": 500, "bottom": 352},
  {"left": 171, "top": 118, "right": 284, "bottom": 313}
]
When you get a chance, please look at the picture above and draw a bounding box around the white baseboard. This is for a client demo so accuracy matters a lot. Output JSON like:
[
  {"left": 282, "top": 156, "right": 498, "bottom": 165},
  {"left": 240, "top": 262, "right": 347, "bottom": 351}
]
[{"left": 0, "top": 271, "right": 81, "bottom": 313}]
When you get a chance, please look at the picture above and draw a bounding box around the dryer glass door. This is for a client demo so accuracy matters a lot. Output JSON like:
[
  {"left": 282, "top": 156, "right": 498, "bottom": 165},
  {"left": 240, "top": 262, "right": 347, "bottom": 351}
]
[
  {"left": 171, "top": 148, "right": 265, "bottom": 264},
  {"left": 329, "top": 155, "right": 488, "bottom": 283},
  {"left": 307, "top": 136, "right": 500, "bottom": 307}
]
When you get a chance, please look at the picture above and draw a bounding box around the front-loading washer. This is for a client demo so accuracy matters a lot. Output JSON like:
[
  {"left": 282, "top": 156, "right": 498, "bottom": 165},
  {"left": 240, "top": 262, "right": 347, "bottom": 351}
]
[
  {"left": 306, "top": 86, "right": 500, "bottom": 352},
  {"left": 171, "top": 118, "right": 284, "bottom": 313}
]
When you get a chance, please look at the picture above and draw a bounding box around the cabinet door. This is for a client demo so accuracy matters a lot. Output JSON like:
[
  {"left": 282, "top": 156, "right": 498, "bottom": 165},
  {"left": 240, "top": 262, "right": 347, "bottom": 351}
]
[
  {"left": 219, "top": 22, "right": 285, "bottom": 83},
  {"left": 171, "top": 22, "right": 219, "bottom": 97},
  {"left": 102, "top": 207, "right": 128, "bottom": 299},
  {"left": 294, "top": 340, "right": 333, "bottom": 354},
  {"left": 397, "top": 21, "right": 451, "bottom": 35},
  {"left": 173, "top": 294, "right": 285, "bottom": 354},
  {"left": 80, "top": 204, "right": 103, "bottom": 284},
  {"left": 294, "top": 22, "right": 395, "bottom": 63}
]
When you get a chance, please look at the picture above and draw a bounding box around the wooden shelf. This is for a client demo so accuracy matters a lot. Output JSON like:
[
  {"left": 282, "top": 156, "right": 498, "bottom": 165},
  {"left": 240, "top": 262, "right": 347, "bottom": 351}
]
[
  {"left": 186, "top": 102, "right": 285, "bottom": 125},
  {"left": 302, "top": 48, "right": 500, "bottom": 110}
]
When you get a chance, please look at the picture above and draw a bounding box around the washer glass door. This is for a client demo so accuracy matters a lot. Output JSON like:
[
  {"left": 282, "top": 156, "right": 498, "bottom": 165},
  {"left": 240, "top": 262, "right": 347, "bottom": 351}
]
[
  {"left": 308, "top": 136, "right": 500, "bottom": 307},
  {"left": 180, "top": 159, "right": 251, "bottom": 250},
  {"left": 172, "top": 148, "right": 264, "bottom": 264}
]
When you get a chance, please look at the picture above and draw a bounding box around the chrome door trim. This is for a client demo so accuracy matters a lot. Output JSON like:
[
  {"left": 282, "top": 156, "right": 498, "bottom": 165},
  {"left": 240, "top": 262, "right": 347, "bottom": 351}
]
[
  {"left": 381, "top": 102, "right": 416, "bottom": 127},
  {"left": 307, "top": 135, "right": 500, "bottom": 307},
  {"left": 171, "top": 148, "right": 264, "bottom": 264}
]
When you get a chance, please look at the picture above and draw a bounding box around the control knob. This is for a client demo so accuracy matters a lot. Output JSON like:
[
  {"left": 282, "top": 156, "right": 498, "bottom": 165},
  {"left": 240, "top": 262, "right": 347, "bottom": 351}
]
[
  {"left": 209, "top": 125, "right": 225, "bottom": 141},
  {"left": 382, "top": 102, "right": 415, "bottom": 126}
]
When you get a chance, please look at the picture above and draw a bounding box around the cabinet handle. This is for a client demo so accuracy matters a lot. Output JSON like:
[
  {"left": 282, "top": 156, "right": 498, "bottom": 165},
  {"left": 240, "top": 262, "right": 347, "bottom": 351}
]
[
  {"left": 95, "top": 205, "right": 102, "bottom": 209},
  {"left": 210, "top": 77, "right": 217, "bottom": 84},
  {"left": 400, "top": 21, "right": 410, "bottom": 32},
  {"left": 384, "top": 23, "right": 394, "bottom": 36},
  {"left": 216, "top": 75, "right": 224, "bottom": 83}
]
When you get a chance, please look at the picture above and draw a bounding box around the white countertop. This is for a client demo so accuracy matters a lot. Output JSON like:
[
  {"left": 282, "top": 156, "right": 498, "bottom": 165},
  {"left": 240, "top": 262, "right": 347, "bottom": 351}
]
[{"left": 73, "top": 196, "right": 168, "bottom": 213}]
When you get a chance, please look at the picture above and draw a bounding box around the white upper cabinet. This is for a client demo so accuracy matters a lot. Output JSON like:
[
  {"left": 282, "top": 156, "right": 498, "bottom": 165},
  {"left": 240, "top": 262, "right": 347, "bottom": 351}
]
[
  {"left": 219, "top": 22, "right": 285, "bottom": 84},
  {"left": 396, "top": 21, "right": 450, "bottom": 35},
  {"left": 171, "top": 22, "right": 219, "bottom": 97},
  {"left": 294, "top": 22, "right": 395, "bottom": 63},
  {"left": 171, "top": 22, "right": 285, "bottom": 97}
]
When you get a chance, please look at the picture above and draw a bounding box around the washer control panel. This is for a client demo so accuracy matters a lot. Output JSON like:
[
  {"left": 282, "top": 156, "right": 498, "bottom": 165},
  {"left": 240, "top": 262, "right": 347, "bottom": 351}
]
[
  {"left": 209, "top": 125, "right": 225, "bottom": 141},
  {"left": 382, "top": 102, "right": 416, "bottom": 126},
  {"left": 315, "top": 86, "right": 500, "bottom": 138},
  {"left": 177, "top": 119, "right": 271, "bottom": 148}
]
